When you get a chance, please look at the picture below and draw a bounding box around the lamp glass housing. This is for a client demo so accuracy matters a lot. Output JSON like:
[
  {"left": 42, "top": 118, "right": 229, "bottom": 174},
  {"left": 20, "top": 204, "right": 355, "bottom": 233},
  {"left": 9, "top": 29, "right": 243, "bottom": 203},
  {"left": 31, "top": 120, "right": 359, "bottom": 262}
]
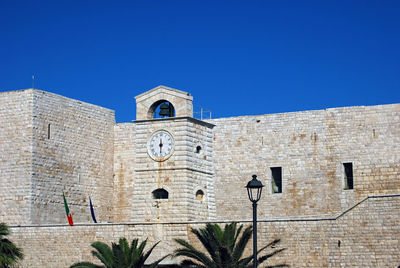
[{"left": 246, "top": 175, "right": 264, "bottom": 202}]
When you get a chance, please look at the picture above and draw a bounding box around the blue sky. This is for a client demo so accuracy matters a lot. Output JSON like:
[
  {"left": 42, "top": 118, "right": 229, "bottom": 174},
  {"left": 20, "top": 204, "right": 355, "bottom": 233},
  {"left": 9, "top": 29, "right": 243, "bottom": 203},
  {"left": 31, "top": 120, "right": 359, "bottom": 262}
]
[{"left": 1, "top": 0, "right": 399, "bottom": 122}]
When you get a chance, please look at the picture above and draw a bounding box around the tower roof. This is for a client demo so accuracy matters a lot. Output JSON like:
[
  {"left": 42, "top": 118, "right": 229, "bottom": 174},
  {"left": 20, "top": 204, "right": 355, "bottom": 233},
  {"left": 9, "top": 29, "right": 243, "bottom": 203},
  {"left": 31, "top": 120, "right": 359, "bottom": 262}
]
[{"left": 135, "top": 85, "right": 192, "bottom": 102}]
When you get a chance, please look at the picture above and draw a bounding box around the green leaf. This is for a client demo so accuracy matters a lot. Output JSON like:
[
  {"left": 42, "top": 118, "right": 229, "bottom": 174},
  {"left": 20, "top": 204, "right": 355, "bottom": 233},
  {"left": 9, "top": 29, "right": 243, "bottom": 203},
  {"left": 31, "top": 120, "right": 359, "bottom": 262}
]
[
  {"left": 70, "top": 237, "right": 166, "bottom": 268},
  {"left": 70, "top": 261, "right": 104, "bottom": 268},
  {"left": 172, "top": 223, "right": 287, "bottom": 268},
  {"left": 90, "top": 241, "right": 114, "bottom": 268},
  {"left": 0, "top": 223, "right": 23, "bottom": 267}
]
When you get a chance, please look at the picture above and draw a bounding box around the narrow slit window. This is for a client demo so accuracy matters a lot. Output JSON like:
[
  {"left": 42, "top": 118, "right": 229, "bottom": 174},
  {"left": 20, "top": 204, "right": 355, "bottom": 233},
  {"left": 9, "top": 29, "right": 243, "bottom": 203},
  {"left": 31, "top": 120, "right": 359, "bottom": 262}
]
[
  {"left": 152, "top": 189, "right": 169, "bottom": 199},
  {"left": 343, "top": 162, "right": 353, "bottom": 190},
  {"left": 47, "top": 124, "right": 51, "bottom": 139},
  {"left": 271, "top": 167, "right": 282, "bottom": 193}
]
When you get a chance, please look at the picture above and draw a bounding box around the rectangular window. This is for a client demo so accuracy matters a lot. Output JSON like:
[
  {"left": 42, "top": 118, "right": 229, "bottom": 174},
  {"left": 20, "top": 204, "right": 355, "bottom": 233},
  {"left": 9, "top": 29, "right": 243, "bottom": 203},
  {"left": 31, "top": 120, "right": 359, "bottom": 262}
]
[
  {"left": 271, "top": 167, "right": 282, "bottom": 193},
  {"left": 47, "top": 124, "right": 51, "bottom": 139},
  {"left": 343, "top": 162, "right": 353, "bottom": 190}
]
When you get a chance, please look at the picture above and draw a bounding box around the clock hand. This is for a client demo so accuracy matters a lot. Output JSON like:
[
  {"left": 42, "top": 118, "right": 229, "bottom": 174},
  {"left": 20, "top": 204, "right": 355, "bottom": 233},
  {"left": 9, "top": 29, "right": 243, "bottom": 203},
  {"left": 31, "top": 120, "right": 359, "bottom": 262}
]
[{"left": 159, "top": 139, "right": 163, "bottom": 154}]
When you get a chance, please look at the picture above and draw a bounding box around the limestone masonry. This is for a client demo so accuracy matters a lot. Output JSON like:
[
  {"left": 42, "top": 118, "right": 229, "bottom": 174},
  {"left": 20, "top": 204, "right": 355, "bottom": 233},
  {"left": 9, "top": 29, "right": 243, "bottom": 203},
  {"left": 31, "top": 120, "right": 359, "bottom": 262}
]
[{"left": 0, "top": 86, "right": 399, "bottom": 267}]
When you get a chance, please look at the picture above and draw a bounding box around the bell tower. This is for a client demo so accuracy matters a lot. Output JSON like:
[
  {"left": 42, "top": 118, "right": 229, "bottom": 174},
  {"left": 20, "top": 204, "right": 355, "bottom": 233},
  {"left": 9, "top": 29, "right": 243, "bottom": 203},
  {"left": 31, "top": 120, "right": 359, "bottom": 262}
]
[
  {"left": 132, "top": 85, "right": 216, "bottom": 222},
  {"left": 135, "top": 85, "right": 193, "bottom": 120}
]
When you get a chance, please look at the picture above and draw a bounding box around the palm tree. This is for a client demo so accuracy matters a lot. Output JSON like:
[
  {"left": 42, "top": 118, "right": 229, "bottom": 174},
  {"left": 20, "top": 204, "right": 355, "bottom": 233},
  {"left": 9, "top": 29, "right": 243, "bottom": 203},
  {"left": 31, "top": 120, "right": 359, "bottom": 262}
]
[
  {"left": 70, "top": 237, "right": 169, "bottom": 268},
  {"left": 0, "top": 222, "right": 23, "bottom": 268},
  {"left": 173, "top": 222, "right": 287, "bottom": 268}
]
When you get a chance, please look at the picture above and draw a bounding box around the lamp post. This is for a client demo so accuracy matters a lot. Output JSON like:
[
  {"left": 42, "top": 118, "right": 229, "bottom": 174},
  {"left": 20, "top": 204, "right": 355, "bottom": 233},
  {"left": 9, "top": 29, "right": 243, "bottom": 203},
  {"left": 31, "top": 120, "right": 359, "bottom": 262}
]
[{"left": 246, "top": 175, "right": 264, "bottom": 268}]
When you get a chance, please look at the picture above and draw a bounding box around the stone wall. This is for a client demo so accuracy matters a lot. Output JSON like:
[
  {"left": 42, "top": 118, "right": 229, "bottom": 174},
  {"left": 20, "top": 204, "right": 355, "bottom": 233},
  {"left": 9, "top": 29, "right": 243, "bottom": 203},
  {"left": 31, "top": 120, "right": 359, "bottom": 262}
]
[
  {"left": 30, "top": 90, "right": 115, "bottom": 224},
  {"left": 185, "top": 119, "right": 216, "bottom": 220},
  {"left": 0, "top": 89, "right": 116, "bottom": 225},
  {"left": 209, "top": 104, "right": 400, "bottom": 221},
  {"left": 113, "top": 123, "right": 136, "bottom": 222},
  {"left": 2, "top": 88, "right": 399, "bottom": 267},
  {"left": 0, "top": 89, "right": 33, "bottom": 225},
  {"left": 9, "top": 194, "right": 400, "bottom": 267}
]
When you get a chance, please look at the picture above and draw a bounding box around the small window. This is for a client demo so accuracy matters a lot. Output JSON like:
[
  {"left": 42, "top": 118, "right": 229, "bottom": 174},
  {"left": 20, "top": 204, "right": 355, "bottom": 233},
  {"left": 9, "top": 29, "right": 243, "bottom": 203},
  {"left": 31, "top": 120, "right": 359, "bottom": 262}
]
[
  {"left": 271, "top": 167, "right": 282, "bottom": 193},
  {"left": 152, "top": 189, "right": 169, "bottom": 199},
  {"left": 343, "top": 163, "right": 353, "bottom": 190},
  {"left": 195, "top": 190, "right": 204, "bottom": 201},
  {"left": 195, "top": 145, "right": 202, "bottom": 154},
  {"left": 47, "top": 124, "right": 51, "bottom": 139}
]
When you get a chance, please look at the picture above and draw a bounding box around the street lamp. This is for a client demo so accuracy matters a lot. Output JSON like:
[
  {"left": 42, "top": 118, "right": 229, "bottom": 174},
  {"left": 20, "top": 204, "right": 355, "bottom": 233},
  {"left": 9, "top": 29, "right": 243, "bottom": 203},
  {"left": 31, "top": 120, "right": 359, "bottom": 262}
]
[{"left": 246, "top": 174, "right": 264, "bottom": 268}]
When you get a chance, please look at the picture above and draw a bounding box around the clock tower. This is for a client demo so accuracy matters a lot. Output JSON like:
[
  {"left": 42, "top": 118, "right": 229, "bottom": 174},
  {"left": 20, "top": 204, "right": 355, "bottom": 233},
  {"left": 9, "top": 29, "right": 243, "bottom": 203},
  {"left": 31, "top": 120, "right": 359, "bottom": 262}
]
[{"left": 132, "top": 86, "right": 216, "bottom": 222}]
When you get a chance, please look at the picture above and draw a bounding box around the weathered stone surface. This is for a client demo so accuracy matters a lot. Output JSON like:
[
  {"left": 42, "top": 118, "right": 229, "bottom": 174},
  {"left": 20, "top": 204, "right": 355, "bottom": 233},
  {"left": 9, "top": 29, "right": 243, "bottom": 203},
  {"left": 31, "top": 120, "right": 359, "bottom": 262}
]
[
  {"left": 1, "top": 86, "right": 399, "bottom": 267},
  {"left": 9, "top": 195, "right": 400, "bottom": 267},
  {"left": 0, "top": 89, "right": 33, "bottom": 225},
  {"left": 0, "top": 89, "right": 115, "bottom": 225},
  {"left": 210, "top": 104, "right": 400, "bottom": 221}
]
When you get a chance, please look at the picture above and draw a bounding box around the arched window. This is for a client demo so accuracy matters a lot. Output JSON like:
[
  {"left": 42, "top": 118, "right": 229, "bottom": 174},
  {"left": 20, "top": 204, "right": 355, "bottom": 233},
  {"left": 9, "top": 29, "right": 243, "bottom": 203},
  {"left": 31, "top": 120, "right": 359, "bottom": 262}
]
[
  {"left": 195, "top": 190, "right": 204, "bottom": 201},
  {"left": 149, "top": 100, "right": 175, "bottom": 119},
  {"left": 195, "top": 145, "right": 202, "bottom": 154},
  {"left": 152, "top": 188, "right": 169, "bottom": 199}
]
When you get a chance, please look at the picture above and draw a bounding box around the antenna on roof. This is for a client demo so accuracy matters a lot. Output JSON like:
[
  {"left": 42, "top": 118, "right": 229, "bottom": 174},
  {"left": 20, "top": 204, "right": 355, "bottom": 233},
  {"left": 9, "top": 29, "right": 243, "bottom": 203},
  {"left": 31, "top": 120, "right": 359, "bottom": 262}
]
[{"left": 32, "top": 75, "right": 35, "bottom": 89}]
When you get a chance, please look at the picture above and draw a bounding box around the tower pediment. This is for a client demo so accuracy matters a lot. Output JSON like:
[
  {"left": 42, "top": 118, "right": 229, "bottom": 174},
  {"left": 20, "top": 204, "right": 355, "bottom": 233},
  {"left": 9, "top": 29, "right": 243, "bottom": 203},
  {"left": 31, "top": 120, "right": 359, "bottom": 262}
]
[{"left": 135, "top": 85, "right": 193, "bottom": 120}]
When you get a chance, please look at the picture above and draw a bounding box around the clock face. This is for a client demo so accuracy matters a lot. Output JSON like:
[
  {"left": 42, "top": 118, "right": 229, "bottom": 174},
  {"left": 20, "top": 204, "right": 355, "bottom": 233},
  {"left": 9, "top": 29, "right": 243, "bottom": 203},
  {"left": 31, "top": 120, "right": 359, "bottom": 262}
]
[{"left": 147, "top": 130, "right": 174, "bottom": 161}]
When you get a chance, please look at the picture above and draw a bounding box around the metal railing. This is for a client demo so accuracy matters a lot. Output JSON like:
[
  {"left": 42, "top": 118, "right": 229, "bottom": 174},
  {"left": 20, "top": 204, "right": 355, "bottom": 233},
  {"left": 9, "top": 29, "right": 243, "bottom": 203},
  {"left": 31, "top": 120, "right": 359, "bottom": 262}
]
[{"left": 193, "top": 105, "right": 212, "bottom": 120}]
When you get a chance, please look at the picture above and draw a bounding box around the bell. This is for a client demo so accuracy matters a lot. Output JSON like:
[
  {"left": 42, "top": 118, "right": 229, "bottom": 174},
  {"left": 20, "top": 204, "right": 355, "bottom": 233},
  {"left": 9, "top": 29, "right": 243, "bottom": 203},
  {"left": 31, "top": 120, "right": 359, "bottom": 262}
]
[{"left": 159, "top": 103, "right": 171, "bottom": 117}]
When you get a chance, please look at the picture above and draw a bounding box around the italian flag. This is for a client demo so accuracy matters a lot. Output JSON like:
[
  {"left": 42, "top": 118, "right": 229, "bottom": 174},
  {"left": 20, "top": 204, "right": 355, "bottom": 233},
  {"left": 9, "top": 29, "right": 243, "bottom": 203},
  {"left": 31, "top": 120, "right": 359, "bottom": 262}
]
[{"left": 63, "top": 192, "right": 74, "bottom": 226}]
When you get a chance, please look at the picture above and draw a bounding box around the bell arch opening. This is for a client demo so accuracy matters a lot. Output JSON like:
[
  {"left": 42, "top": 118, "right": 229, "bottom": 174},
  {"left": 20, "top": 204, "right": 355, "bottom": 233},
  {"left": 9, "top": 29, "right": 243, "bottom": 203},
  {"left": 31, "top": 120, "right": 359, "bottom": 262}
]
[{"left": 148, "top": 100, "right": 175, "bottom": 119}]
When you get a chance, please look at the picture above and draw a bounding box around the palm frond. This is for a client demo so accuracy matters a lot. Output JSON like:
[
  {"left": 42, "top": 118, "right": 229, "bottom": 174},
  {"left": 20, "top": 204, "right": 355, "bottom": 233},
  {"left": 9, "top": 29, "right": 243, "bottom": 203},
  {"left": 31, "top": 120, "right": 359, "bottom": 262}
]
[
  {"left": 174, "top": 223, "right": 287, "bottom": 268},
  {"left": 222, "top": 222, "right": 236, "bottom": 252},
  {"left": 257, "top": 248, "right": 286, "bottom": 265},
  {"left": 146, "top": 253, "right": 170, "bottom": 268},
  {"left": 142, "top": 240, "right": 158, "bottom": 262},
  {"left": 112, "top": 242, "right": 128, "bottom": 267},
  {"left": 258, "top": 239, "right": 282, "bottom": 252},
  {"left": 130, "top": 238, "right": 139, "bottom": 262},
  {"left": 174, "top": 239, "right": 214, "bottom": 267},
  {"left": 0, "top": 223, "right": 11, "bottom": 237},
  {"left": 180, "top": 259, "right": 207, "bottom": 268},
  {"left": 237, "top": 255, "right": 253, "bottom": 267},
  {"left": 191, "top": 227, "right": 219, "bottom": 263},
  {"left": 71, "top": 237, "right": 164, "bottom": 268},
  {"left": 118, "top": 238, "right": 130, "bottom": 259},
  {"left": 91, "top": 242, "right": 113, "bottom": 267},
  {"left": 70, "top": 261, "right": 104, "bottom": 268},
  {"left": 232, "top": 225, "right": 252, "bottom": 263},
  {"left": 0, "top": 223, "right": 23, "bottom": 267},
  {"left": 233, "top": 224, "right": 244, "bottom": 246}
]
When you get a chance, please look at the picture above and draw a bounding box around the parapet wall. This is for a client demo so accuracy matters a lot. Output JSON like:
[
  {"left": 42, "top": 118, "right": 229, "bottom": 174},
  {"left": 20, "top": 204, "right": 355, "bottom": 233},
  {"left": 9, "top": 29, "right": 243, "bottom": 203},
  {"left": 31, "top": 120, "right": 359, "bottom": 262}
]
[{"left": 9, "top": 194, "right": 400, "bottom": 267}]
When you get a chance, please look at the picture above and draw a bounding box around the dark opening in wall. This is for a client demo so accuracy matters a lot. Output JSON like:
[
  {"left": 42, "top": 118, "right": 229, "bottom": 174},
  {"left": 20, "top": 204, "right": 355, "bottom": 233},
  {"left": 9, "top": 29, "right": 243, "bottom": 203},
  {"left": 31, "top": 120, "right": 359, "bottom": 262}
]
[
  {"left": 47, "top": 124, "right": 51, "bottom": 139},
  {"left": 343, "top": 162, "right": 353, "bottom": 190},
  {"left": 271, "top": 167, "right": 282, "bottom": 193},
  {"left": 151, "top": 100, "right": 175, "bottom": 119},
  {"left": 196, "top": 190, "right": 204, "bottom": 201},
  {"left": 152, "top": 188, "right": 169, "bottom": 199},
  {"left": 195, "top": 145, "right": 202, "bottom": 154}
]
